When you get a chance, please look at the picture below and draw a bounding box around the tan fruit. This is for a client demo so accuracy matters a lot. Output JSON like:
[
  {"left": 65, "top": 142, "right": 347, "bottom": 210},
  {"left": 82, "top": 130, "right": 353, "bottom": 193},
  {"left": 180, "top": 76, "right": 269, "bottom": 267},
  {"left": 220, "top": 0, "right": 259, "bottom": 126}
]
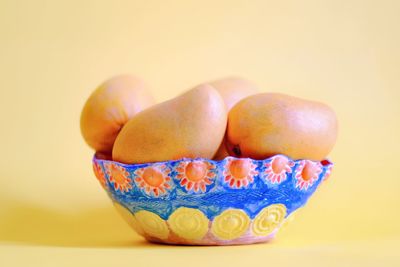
[
  {"left": 226, "top": 93, "right": 338, "bottom": 161},
  {"left": 80, "top": 75, "right": 155, "bottom": 153},
  {"left": 210, "top": 76, "right": 258, "bottom": 111},
  {"left": 209, "top": 77, "right": 258, "bottom": 160},
  {"left": 112, "top": 84, "right": 227, "bottom": 164}
]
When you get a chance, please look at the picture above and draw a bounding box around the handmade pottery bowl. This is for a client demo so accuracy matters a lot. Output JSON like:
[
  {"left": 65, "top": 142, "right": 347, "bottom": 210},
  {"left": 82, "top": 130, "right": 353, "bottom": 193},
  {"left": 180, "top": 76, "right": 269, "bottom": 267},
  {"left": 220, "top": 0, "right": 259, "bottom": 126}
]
[{"left": 92, "top": 154, "right": 333, "bottom": 245}]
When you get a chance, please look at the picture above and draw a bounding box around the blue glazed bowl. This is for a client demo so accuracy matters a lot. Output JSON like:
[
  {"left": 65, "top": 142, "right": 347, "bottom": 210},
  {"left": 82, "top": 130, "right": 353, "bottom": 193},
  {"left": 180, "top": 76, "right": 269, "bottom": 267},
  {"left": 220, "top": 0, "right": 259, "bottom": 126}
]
[{"left": 92, "top": 154, "right": 333, "bottom": 245}]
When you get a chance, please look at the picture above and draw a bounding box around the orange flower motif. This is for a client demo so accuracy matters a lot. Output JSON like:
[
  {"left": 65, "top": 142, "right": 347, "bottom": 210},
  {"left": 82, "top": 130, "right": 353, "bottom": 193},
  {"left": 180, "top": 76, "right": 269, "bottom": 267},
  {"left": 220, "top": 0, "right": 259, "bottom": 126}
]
[
  {"left": 264, "top": 155, "right": 294, "bottom": 184},
  {"left": 93, "top": 161, "right": 107, "bottom": 188},
  {"left": 294, "top": 160, "right": 322, "bottom": 190},
  {"left": 223, "top": 158, "right": 258, "bottom": 189},
  {"left": 175, "top": 160, "right": 216, "bottom": 193},
  {"left": 105, "top": 163, "right": 133, "bottom": 192},
  {"left": 134, "top": 165, "right": 172, "bottom": 197}
]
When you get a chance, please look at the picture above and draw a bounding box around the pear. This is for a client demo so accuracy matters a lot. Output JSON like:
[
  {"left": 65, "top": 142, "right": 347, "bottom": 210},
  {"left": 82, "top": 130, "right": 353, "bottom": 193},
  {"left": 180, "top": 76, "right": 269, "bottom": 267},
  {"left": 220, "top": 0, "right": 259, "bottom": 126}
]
[
  {"left": 227, "top": 93, "right": 338, "bottom": 161},
  {"left": 209, "top": 77, "right": 258, "bottom": 160},
  {"left": 112, "top": 84, "right": 227, "bottom": 164},
  {"left": 80, "top": 75, "right": 155, "bottom": 153}
]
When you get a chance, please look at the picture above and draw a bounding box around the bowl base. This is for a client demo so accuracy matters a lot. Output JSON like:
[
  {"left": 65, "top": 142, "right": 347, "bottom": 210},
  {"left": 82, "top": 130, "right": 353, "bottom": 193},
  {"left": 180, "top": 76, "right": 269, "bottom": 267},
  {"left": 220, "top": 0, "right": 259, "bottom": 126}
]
[{"left": 144, "top": 233, "right": 276, "bottom": 246}]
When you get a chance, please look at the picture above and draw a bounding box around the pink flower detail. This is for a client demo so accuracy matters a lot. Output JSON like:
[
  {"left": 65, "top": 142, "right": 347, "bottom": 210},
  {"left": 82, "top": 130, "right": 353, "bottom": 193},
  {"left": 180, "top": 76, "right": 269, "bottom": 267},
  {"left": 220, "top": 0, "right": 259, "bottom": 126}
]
[
  {"left": 175, "top": 160, "right": 216, "bottom": 193},
  {"left": 223, "top": 158, "right": 258, "bottom": 189},
  {"left": 294, "top": 160, "right": 323, "bottom": 190},
  {"left": 134, "top": 164, "right": 172, "bottom": 197},
  {"left": 264, "top": 155, "right": 295, "bottom": 184}
]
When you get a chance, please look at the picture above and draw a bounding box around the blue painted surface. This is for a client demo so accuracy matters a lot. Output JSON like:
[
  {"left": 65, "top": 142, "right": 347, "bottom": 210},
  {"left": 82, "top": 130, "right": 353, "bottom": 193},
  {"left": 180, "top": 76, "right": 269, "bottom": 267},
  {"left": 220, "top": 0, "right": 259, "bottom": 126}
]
[{"left": 94, "top": 155, "right": 332, "bottom": 220}]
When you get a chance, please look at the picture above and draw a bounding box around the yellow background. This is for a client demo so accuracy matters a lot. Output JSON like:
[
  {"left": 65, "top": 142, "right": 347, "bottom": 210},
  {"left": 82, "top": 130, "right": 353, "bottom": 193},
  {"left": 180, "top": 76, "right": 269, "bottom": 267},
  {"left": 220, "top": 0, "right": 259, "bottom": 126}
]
[{"left": 1, "top": 0, "right": 399, "bottom": 266}]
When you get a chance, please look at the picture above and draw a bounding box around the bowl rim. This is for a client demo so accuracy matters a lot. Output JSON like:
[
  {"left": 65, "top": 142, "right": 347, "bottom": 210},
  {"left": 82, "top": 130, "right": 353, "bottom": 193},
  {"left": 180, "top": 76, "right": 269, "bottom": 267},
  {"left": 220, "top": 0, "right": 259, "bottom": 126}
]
[{"left": 93, "top": 152, "right": 333, "bottom": 167}]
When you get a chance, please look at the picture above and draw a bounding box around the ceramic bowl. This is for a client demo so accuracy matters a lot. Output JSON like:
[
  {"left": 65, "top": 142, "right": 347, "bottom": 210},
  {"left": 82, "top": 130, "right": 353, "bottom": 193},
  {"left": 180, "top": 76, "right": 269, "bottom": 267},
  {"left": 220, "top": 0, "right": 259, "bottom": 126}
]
[{"left": 92, "top": 154, "right": 333, "bottom": 245}]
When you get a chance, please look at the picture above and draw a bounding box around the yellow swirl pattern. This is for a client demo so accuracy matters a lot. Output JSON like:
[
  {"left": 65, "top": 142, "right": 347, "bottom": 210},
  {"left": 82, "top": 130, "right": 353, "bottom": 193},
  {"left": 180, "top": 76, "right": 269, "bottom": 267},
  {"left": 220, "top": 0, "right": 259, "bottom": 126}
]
[
  {"left": 252, "top": 204, "right": 287, "bottom": 236},
  {"left": 135, "top": 210, "right": 169, "bottom": 240},
  {"left": 211, "top": 209, "right": 250, "bottom": 240},
  {"left": 168, "top": 207, "right": 209, "bottom": 240},
  {"left": 113, "top": 202, "right": 145, "bottom": 236}
]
